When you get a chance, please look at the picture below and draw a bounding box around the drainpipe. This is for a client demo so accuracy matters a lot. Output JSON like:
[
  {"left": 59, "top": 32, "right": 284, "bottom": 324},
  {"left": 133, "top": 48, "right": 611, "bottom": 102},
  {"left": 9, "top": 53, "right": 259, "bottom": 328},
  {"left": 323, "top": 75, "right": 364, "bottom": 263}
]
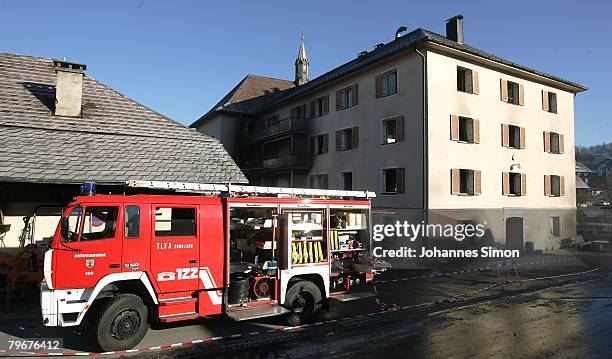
[{"left": 415, "top": 47, "right": 429, "bottom": 217}]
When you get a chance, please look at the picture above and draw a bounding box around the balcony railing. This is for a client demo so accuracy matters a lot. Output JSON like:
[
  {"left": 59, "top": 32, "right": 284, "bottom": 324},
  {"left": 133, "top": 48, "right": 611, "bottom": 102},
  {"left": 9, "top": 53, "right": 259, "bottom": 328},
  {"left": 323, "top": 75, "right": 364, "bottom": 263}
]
[
  {"left": 241, "top": 153, "right": 309, "bottom": 171},
  {"left": 246, "top": 116, "right": 309, "bottom": 143}
]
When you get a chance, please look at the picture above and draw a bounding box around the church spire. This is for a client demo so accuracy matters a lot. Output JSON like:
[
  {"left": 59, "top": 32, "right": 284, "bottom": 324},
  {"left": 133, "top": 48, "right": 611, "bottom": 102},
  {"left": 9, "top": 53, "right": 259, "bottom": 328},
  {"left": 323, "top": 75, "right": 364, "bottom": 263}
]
[{"left": 295, "top": 34, "right": 309, "bottom": 86}]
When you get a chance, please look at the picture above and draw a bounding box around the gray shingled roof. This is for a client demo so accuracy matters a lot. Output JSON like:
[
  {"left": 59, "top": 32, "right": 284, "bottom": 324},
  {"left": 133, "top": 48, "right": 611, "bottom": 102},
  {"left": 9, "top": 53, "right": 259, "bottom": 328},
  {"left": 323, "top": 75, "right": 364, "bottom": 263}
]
[
  {"left": 192, "top": 28, "right": 586, "bottom": 126},
  {"left": 0, "top": 52, "right": 247, "bottom": 185}
]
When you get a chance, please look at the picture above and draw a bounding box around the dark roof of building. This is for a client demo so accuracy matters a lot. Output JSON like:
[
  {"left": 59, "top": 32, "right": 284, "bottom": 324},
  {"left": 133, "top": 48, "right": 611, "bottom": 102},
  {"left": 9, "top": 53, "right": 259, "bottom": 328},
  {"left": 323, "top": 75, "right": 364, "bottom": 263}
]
[
  {"left": 576, "top": 161, "right": 594, "bottom": 173},
  {"left": 0, "top": 52, "right": 247, "bottom": 185},
  {"left": 595, "top": 157, "right": 612, "bottom": 169},
  {"left": 575, "top": 175, "right": 590, "bottom": 189},
  {"left": 192, "top": 28, "right": 587, "bottom": 127},
  {"left": 191, "top": 74, "right": 295, "bottom": 127}
]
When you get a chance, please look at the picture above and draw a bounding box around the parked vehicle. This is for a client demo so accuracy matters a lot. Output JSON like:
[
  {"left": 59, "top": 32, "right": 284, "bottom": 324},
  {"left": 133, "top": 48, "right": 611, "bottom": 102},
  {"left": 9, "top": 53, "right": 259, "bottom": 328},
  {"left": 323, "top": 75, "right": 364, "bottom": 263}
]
[
  {"left": 592, "top": 200, "right": 611, "bottom": 208},
  {"left": 41, "top": 181, "right": 379, "bottom": 351}
]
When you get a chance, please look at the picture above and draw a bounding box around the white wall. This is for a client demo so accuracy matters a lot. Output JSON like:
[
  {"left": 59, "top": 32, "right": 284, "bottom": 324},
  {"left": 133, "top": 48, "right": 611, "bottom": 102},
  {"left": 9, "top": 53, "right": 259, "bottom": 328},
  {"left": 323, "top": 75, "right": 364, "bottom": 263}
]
[{"left": 426, "top": 49, "right": 577, "bottom": 210}]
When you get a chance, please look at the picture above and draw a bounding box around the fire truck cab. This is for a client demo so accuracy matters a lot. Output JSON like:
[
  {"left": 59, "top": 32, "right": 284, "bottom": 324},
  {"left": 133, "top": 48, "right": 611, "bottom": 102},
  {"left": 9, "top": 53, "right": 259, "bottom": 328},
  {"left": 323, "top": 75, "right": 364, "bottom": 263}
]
[{"left": 41, "top": 181, "right": 378, "bottom": 351}]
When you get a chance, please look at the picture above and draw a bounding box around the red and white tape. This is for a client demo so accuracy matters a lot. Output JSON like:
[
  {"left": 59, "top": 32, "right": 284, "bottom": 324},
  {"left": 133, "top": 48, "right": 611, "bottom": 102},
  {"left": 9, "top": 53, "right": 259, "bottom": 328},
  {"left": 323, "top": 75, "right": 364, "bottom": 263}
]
[{"left": 0, "top": 264, "right": 601, "bottom": 357}]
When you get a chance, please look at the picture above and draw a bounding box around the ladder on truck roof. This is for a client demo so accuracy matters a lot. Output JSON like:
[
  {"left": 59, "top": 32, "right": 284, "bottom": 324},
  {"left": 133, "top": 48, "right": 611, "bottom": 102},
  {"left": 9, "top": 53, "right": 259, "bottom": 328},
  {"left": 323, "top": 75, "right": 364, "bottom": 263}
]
[{"left": 126, "top": 180, "right": 376, "bottom": 199}]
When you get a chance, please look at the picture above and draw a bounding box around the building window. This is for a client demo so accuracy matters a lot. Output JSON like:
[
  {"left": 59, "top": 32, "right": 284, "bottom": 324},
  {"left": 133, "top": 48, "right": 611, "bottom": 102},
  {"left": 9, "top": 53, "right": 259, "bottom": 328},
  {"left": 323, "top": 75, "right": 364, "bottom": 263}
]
[
  {"left": 377, "top": 70, "right": 397, "bottom": 98},
  {"left": 125, "top": 205, "right": 140, "bottom": 239},
  {"left": 544, "top": 131, "right": 564, "bottom": 154},
  {"left": 545, "top": 175, "right": 564, "bottom": 197},
  {"left": 310, "top": 133, "right": 328, "bottom": 155},
  {"left": 451, "top": 169, "right": 481, "bottom": 196},
  {"left": 382, "top": 168, "right": 405, "bottom": 194},
  {"left": 382, "top": 116, "right": 403, "bottom": 144},
  {"left": 550, "top": 132, "right": 560, "bottom": 154},
  {"left": 502, "top": 124, "right": 524, "bottom": 149},
  {"left": 457, "top": 67, "right": 473, "bottom": 93},
  {"left": 509, "top": 173, "right": 522, "bottom": 196},
  {"left": 309, "top": 174, "right": 328, "bottom": 189},
  {"left": 460, "top": 169, "right": 475, "bottom": 195},
  {"left": 341, "top": 172, "right": 353, "bottom": 190},
  {"left": 507, "top": 81, "right": 520, "bottom": 105},
  {"left": 266, "top": 115, "right": 280, "bottom": 127},
  {"left": 503, "top": 172, "right": 526, "bottom": 196},
  {"left": 551, "top": 175, "right": 561, "bottom": 197},
  {"left": 550, "top": 216, "right": 561, "bottom": 237},
  {"left": 459, "top": 117, "right": 474, "bottom": 143},
  {"left": 154, "top": 207, "right": 196, "bottom": 237},
  {"left": 543, "top": 91, "right": 558, "bottom": 114},
  {"left": 311, "top": 95, "right": 329, "bottom": 118},
  {"left": 336, "top": 127, "right": 358, "bottom": 151},
  {"left": 336, "top": 84, "right": 358, "bottom": 110},
  {"left": 290, "top": 104, "right": 306, "bottom": 119},
  {"left": 509, "top": 125, "right": 521, "bottom": 149}
]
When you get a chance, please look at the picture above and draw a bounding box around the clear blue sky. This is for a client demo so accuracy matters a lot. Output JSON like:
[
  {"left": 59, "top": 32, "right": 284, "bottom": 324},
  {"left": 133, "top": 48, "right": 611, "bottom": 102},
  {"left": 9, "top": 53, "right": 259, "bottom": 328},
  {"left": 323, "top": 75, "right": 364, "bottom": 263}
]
[{"left": 1, "top": 0, "right": 609, "bottom": 146}]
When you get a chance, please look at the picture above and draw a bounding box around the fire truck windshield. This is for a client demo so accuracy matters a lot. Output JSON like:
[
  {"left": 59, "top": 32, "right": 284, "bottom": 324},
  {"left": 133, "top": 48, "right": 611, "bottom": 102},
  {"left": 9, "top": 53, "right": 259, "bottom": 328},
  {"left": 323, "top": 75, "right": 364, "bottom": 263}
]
[{"left": 62, "top": 206, "right": 82, "bottom": 243}]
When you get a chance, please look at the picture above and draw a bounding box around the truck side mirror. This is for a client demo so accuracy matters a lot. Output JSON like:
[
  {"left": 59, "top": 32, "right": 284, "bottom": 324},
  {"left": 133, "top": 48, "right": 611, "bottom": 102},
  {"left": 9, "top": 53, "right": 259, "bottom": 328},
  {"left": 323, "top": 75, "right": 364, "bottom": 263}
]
[{"left": 60, "top": 217, "right": 70, "bottom": 240}]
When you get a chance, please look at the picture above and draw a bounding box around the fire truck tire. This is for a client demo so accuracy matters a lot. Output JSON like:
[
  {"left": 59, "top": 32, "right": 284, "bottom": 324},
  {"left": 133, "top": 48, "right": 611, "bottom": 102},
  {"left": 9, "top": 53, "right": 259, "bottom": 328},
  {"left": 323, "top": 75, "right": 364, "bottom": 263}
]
[
  {"left": 284, "top": 280, "right": 322, "bottom": 326},
  {"left": 93, "top": 293, "right": 149, "bottom": 351}
]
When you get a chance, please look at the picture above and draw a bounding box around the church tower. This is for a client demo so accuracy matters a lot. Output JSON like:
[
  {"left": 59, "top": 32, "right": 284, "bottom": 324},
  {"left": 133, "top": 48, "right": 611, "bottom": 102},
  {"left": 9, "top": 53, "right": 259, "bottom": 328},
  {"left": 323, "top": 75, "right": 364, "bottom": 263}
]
[{"left": 294, "top": 34, "right": 309, "bottom": 86}]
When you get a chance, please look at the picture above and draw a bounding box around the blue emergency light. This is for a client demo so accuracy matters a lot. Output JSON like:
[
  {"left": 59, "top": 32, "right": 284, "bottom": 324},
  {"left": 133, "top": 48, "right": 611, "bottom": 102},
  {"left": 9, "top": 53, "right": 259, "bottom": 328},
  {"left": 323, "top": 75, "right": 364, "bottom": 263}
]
[{"left": 80, "top": 181, "right": 96, "bottom": 196}]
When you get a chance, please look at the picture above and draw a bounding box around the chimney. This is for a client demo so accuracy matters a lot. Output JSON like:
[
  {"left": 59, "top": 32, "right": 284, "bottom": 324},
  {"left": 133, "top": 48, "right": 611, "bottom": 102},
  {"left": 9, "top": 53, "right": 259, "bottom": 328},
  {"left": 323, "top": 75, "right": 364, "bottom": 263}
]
[
  {"left": 53, "top": 60, "right": 86, "bottom": 117},
  {"left": 445, "top": 15, "right": 464, "bottom": 43}
]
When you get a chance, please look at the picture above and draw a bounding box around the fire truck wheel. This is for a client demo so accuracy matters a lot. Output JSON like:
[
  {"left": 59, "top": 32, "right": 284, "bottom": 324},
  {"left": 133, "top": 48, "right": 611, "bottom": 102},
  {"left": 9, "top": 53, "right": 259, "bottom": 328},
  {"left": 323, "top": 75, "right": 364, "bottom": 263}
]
[
  {"left": 284, "top": 280, "right": 322, "bottom": 326},
  {"left": 94, "top": 293, "right": 149, "bottom": 351}
]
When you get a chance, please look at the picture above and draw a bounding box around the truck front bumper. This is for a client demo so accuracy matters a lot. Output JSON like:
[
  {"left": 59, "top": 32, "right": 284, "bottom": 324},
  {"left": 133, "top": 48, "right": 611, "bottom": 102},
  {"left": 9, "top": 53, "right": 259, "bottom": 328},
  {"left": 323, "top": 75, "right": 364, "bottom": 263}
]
[{"left": 41, "top": 281, "right": 89, "bottom": 327}]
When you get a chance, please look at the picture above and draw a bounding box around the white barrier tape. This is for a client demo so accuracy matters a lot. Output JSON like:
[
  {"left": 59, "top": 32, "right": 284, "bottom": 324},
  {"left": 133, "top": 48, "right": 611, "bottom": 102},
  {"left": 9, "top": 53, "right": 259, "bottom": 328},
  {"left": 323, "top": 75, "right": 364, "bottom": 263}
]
[{"left": 374, "top": 255, "right": 595, "bottom": 284}]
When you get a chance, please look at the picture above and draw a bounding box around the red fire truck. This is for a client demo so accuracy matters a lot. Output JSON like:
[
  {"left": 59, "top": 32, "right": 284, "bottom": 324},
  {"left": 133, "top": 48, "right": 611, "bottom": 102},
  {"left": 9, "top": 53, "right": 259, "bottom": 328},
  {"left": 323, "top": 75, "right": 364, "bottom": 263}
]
[{"left": 41, "top": 181, "right": 380, "bottom": 351}]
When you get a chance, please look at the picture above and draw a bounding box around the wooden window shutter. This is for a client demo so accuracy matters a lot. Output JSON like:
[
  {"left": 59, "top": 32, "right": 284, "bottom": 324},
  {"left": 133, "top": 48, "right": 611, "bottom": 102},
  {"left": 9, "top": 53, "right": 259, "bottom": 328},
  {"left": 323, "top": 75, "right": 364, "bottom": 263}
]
[
  {"left": 323, "top": 133, "right": 329, "bottom": 153},
  {"left": 544, "top": 175, "right": 551, "bottom": 196},
  {"left": 473, "top": 119, "right": 480, "bottom": 144},
  {"left": 322, "top": 174, "right": 328, "bottom": 189},
  {"left": 335, "top": 91, "right": 341, "bottom": 111},
  {"left": 500, "top": 79, "right": 508, "bottom": 102},
  {"left": 518, "top": 84, "right": 525, "bottom": 105},
  {"left": 310, "top": 137, "right": 316, "bottom": 155},
  {"left": 559, "top": 134, "right": 565, "bottom": 154},
  {"left": 502, "top": 172, "right": 510, "bottom": 196},
  {"left": 309, "top": 175, "right": 315, "bottom": 188},
  {"left": 352, "top": 127, "right": 359, "bottom": 148},
  {"left": 519, "top": 127, "right": 526, "bottom": 149},
  {"left": 335, "top": 130, "right": 341, "bottom": 151},
  {"left": 560, "top": 176, "right": 565, "bottom": 196},
  {"left": 450, "top": 115, "right": 459, "bottom": 141},
  {"left": 323, "top": 95, "right": 329, "bottom": 115},
  {"left": 310, "top": 101, "right": 316, "bottom": 118},
  {"left": 451, "top": 169, "right": 460, "bottom": 195},
  {"left": 472, "top": 71, "right": 479, "bottom": 94},
  {"left": 375, "top": 75, "right": 382, "bottom": 98},
  {"left": 302, "top": 104, "right": 306, "bottom": 117},
  {"left": 395, "top": 116, "right": 404, "bottom": 142},
  {"left": 474, "top": 170, "right": 482, "bottom": 195},
  {"left": 501, "top": 124, "right": 509, "bottom": 147},
  {"left": 542, "top": 90, "right": 549, "bottom": 111},
  {"left": 543, "top": 131, "right": 551, "bottom": 152},
  {"left": 521, "top": 173, "right": 527, "bottom": 196},
  {"left": 397, "top": 168, "right": 405, "bottom": 193},
  {"left": 351, "top": 83, "right": 358, "bottom": 105}
]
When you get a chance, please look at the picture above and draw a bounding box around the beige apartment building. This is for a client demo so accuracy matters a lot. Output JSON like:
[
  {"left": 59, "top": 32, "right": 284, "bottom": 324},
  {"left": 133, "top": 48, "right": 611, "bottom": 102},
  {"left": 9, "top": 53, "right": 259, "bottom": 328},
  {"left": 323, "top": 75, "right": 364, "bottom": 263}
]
[{"left": 192, "top": 16, "right": 587, "bottom": 252}]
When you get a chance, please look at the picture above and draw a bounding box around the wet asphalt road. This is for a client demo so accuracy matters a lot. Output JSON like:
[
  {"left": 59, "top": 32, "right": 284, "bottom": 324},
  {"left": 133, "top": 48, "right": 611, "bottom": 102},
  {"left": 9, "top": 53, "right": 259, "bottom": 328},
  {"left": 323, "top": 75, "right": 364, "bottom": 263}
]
[
  {"left": 0, "top": 251, "right": 610, "bottom": 357},
  {"left": 218, "top": 273, "right": 612, "bottom": 359}
]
